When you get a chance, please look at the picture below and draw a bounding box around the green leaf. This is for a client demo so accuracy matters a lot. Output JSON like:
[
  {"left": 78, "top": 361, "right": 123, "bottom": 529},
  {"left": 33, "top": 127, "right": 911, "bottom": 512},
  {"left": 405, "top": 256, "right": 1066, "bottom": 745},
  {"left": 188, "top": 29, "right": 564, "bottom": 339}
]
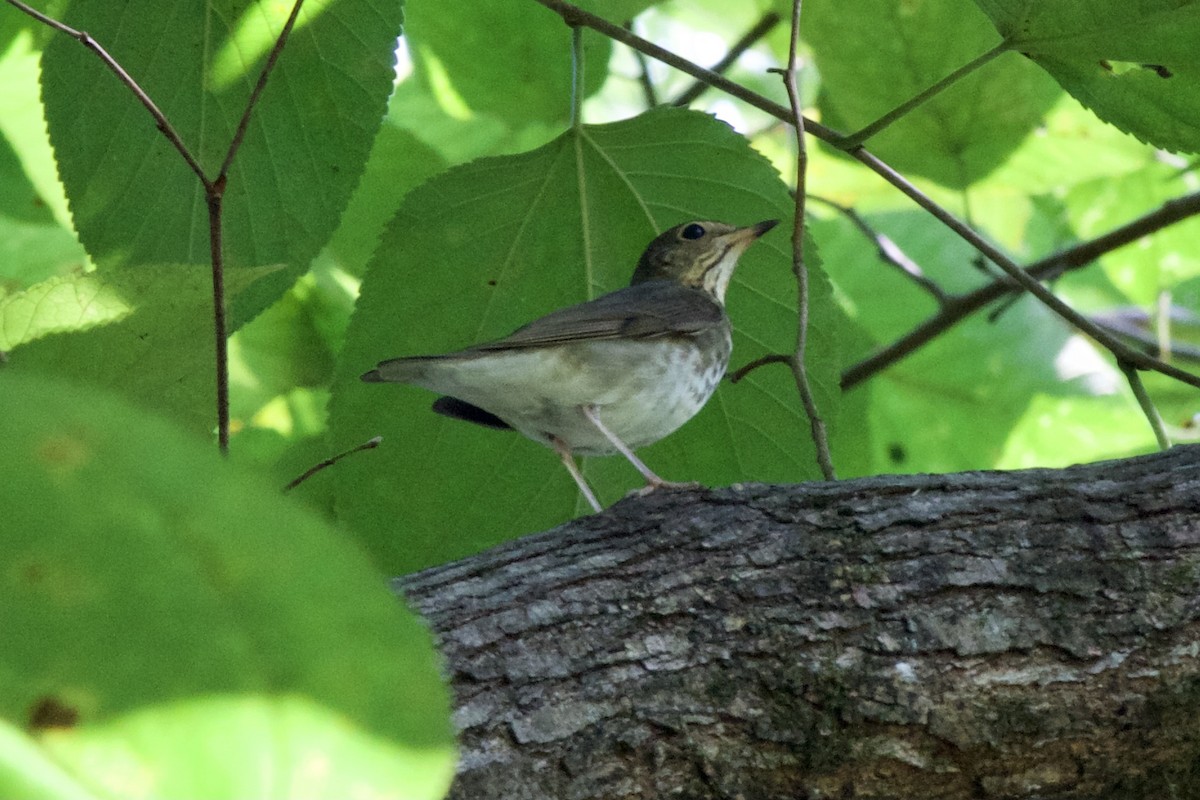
[
  {"left": 39, "top": 0, "right": 404, "bottom": 324},
  {"left": 805, "top": 0, "right": 1060, "bottom": 188},
  {"left": 996, "top": 393, "right": 1158, "bottom": 469},
  {"left": 0, "top": 131, "right": 86, "bottom": 290},
  {"left": 404, "top": 0, "right": 609, "bottom": 125},
  {"left": 973, "top": 0, "right": 1200, "bottom": 153},
  {"left": 4, "top": 265, "right": 280, "bottom": 434},
  {"left": 0, "top": 372, "right": 454, "bottom": 800},
  {"left": 330, "top": 108, "right": 838, "bottom": 573}
]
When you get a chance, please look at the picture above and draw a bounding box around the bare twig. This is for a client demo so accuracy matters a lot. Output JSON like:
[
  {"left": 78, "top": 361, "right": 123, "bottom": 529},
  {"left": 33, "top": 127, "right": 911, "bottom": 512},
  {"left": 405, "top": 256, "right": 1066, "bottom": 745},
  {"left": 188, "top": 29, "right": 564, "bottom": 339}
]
[
  {"left": 729, "top": 354, "right": 789, "bottom": 384},
  {"left": 775, "top": 0, "right": 835, "bottom": 480},
  {"left": 624, "top": 20, "right": 660, "bottom": 107},
  {"left": 672, "top": 11, "right": 781, "bottom": 107},
  {"left": 531, "top": 0, "right": 838, "bottom": 142},
  {"left": 284, "top": 436, "right": 383, "bottom": 492},
  {"left": 849, "top": 151, "right": 1200, "bottom": 390},
  {"left": 809, "top": 194, "right": 949, "bottom": 304},
  {"left": 217, "top": 0, "right": 306, "bottom": 180},
  {"left": 5, "top": 0, "right": 206, "bottom": 181}
]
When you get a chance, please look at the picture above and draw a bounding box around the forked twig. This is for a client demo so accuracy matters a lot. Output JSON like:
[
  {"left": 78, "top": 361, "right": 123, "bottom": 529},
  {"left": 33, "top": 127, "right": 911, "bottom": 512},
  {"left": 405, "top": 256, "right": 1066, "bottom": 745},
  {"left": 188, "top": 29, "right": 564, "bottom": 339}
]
[{"left": 8, "top": 0, "right": 308, "bottom": 454}]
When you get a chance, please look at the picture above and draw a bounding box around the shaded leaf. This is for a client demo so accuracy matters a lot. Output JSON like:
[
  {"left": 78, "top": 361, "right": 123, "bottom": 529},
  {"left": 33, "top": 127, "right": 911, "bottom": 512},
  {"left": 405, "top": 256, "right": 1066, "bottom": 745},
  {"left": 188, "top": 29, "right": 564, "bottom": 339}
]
[
  {"left": 973, "top": 0, "right": 1200, "bottom": 153},
  {"left": 805, "top": 0, "right": 1060, "bottom": 188},
  {"left": 0, "top": 372, "right": 454, "bottom": 800},
  {"left": 6, "top": 265, "right": 279, "bottom": 434},
  {"left": 39, "top": 0, "right": 404, "bottom": 324}
]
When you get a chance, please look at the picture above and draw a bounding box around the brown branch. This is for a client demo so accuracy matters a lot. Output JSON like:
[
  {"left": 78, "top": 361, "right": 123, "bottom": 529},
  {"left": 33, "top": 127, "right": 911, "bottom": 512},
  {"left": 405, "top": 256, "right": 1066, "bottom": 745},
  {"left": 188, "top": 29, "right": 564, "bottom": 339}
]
[
  {"left": 4, "top": 0, "right": 206, "bottom": 182},
  {"left": 775, "top": 0, "right": 834, "bottom": 480},
  {"left": 809, "top": 194, "right": 949, "bottom": 304},
  {"left": 530, "top": 0, "right": 838, "bottom": 143},
  {"left": 841, "top": 189, "right": 1200, "bottom": 389},
  {"left": 283, "top": 436, "right": 382, "bottom": 492},
  {"left": 209, "top": 0, "right": 307, "bottom": 452},
  {"left": 405, "top": 446, "right": 1200, "bottom": 799}
]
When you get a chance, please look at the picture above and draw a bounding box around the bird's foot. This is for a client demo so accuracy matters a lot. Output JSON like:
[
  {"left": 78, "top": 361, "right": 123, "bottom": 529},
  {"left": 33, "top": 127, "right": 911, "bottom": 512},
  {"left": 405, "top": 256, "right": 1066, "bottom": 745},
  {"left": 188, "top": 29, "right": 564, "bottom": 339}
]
[{"left": 628, "top": 479, "right": 703, "bottom": 499}]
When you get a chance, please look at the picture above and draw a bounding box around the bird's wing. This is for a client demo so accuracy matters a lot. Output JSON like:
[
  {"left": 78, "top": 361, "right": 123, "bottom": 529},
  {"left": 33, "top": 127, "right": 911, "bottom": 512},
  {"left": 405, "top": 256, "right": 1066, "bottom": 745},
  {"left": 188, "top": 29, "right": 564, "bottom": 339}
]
[{"left": 470, "top": 281, "right": 724, "bottom": 351}]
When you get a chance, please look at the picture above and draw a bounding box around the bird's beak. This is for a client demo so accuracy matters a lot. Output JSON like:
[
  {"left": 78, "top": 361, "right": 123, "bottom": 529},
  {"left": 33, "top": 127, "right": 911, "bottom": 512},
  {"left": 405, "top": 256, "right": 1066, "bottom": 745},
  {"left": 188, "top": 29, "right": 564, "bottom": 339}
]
[
  {"left": 725, "top": 219, "right": 780, "bottom": 251},
  {"left": 749, "top": 219, "right": 780, "bottom": 238}
]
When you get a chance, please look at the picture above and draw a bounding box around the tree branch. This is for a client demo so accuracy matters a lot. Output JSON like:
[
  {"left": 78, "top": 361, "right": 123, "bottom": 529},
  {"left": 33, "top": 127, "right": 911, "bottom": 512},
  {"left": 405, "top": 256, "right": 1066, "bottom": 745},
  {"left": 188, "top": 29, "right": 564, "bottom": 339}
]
[{"left": 402, "top": 445, "right": 1200, "bottom": 800}]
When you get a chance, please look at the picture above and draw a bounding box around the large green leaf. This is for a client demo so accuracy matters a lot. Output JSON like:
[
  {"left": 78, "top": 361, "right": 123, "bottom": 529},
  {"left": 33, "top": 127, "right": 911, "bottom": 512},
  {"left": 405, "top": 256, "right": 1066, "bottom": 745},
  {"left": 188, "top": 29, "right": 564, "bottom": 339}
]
[
  {"left": 39, "top": 0, "right": 404, "bottom": 324},
  {"left": 805, "top": 0, "right": 1060, "bottom": 188},
  {"left": 330, "top": 108, "right": 838, "bottom": 573},
  {"left": 4, "top": 265, "right": 279, "bottom": 435},
  {"left": 0, "top": 372, "right": 454, "bottom": 800},
  {"left": 973, "top": 0, "right": 1200, "bottom": 153}
]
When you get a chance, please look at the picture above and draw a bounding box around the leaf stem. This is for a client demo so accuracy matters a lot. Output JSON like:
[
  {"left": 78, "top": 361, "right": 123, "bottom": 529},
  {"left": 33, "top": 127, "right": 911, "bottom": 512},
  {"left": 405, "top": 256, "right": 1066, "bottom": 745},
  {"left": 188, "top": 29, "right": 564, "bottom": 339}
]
[
  {"left": 838, "top": 41, "right": 1010, "bottom": 149},
  {"left": 1119, "top": 362, "right": 1171, "bottom": 451}
]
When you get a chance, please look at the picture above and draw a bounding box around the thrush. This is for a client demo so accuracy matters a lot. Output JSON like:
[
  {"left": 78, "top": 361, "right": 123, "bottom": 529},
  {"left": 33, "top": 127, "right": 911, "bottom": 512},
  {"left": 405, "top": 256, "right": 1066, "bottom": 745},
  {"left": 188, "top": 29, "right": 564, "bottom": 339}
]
[{"left": 362, "top": 218, "right": 779, "bottom": 512}]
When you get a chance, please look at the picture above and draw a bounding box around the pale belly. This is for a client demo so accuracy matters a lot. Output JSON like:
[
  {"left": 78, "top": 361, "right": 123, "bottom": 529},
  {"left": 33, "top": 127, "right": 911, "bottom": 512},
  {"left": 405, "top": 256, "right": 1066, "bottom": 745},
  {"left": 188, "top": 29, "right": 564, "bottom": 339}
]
[{"left": 409, "top": 334, "right": 731, "bottom": 455}]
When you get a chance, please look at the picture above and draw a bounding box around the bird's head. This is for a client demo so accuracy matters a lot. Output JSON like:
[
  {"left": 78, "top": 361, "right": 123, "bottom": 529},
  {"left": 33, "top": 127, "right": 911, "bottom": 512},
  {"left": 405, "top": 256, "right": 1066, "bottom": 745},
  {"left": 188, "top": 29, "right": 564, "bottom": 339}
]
[{"left": 629, "top": 219, "right": 779, "bottom": 303}]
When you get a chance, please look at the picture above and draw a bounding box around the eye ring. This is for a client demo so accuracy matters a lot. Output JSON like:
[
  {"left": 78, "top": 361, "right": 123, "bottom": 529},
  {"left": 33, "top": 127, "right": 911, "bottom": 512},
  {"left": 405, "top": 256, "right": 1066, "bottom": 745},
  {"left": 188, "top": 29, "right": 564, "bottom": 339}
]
[{"left": 681, "top": 223, "right": 706, "bottom": 240}]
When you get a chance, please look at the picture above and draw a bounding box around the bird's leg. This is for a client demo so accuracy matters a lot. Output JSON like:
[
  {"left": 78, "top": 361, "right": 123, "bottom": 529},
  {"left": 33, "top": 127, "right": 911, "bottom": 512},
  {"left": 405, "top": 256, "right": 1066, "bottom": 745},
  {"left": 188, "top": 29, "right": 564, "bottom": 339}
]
[
  {"left": 550, "top": 435, "right": 602, "bottom": 513},
  {"left": 579, "top": 404, "right": 692, "bottom": 492}
]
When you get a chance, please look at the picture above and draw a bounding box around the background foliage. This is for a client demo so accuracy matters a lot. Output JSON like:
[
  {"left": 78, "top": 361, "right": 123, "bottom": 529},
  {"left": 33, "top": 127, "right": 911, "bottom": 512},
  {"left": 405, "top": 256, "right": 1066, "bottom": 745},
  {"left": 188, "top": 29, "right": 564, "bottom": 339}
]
[{"left": 2, "top": 0, "right": 1199, "bottom": 796}]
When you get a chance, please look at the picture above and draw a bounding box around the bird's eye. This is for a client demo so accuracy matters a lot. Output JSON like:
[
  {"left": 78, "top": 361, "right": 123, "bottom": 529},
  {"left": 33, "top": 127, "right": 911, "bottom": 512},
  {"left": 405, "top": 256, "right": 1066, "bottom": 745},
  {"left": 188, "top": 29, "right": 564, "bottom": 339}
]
[{"left": 681, "top": 223, "right": 706, "bottom": 240}]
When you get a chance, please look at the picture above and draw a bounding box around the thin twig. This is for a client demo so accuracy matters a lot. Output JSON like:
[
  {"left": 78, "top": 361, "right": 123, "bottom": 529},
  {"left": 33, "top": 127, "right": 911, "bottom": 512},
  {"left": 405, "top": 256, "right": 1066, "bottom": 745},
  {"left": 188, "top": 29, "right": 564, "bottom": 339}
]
[
  {"left": 531, "top": 0, "right": 838, "bottom": 142},
  {"left": 5, "top": 0, "right": 207, "bottom": 182},
  {"left": 672, "top": 11, "right": 781, "bottom": 107},
  {"left": 809, "top": 194, "right": 949, "bottom": 304},
  {"left": 850, "top": 150, "right": 1200, "bottom": 391},
  {"left": 729, "top": 353, "right": 789, "bottom": 384},
  {"left": 838, "top": 42, "right": 1009, "bottom": 149},
  {"left": 217, "top": 0, "right": 306, "bottom": 180},
  {"left": 776, "top": 0, "right": 835, "bottom": 480},
  {"left": 210, "top": 0, "right": 306, "bottom": 453},
  {"left": 1119, "top": 362, "right": 1171, "bottom": 451},
  {"left": 624, "top": 20, "right": 659, "bottom": 107},
  {"left": 284, "top": 436, "right": 383, "bottom": 492}
]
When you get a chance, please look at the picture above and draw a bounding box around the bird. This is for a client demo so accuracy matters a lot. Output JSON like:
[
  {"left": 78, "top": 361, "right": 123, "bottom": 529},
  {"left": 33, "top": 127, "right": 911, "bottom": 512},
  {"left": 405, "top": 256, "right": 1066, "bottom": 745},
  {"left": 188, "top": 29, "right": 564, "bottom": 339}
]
[{"left": 362, "top": 218, "right": 779, "bottom": 512}]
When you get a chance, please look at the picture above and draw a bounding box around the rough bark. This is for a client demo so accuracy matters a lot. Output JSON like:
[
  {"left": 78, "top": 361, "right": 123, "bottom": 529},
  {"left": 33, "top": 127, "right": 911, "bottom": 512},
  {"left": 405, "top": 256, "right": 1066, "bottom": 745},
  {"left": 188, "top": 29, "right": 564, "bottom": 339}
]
[{"left": 400, "top": 445, "right": 1200, "bottom": 800}]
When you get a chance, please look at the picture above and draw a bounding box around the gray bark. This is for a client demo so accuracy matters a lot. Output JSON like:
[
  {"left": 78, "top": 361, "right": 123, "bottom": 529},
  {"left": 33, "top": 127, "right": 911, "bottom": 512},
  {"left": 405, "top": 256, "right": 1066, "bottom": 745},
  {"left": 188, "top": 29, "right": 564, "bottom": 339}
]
[{"left": 400, "top": 445, "right": 1200, "bottom": 800}]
